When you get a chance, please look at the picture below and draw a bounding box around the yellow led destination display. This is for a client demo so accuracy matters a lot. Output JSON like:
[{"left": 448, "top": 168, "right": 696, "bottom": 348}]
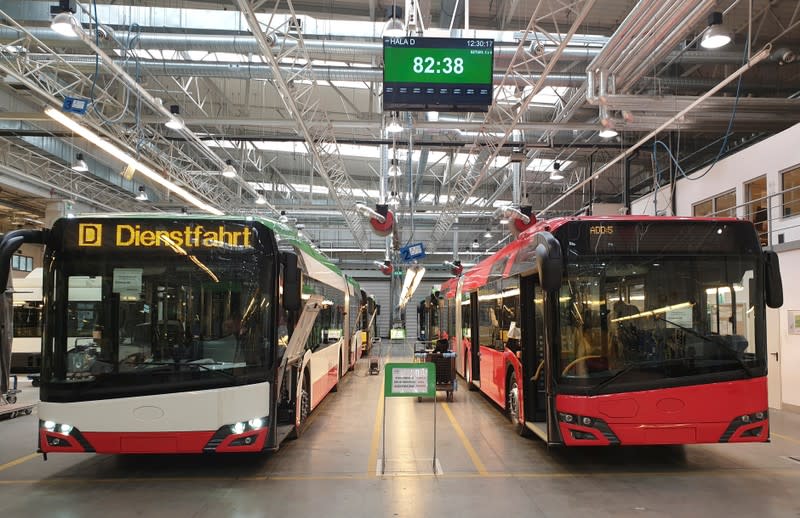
[{"left": 76, "top": 222, "right": 253, "bottom": 249}]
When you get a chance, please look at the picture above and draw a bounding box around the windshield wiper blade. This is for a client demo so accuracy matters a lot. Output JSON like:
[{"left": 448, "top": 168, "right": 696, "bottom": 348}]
[
  {"left": 128, "top": 360, "right": 237, "bottom": 380},
  {"left": 653, "top": 316, "right": 754, "bottom": 378},
  {"left": 589, "top": 358, "right": 686, "bottom": 395}
]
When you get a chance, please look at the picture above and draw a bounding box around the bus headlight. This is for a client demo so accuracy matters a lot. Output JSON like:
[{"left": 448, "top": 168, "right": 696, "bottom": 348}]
[
  {"left": 43, "top": 420, "right": 56, "bottom": 432},
  {"left": 59, "top": 424, "right": 74, "bottom": 434},
  {"left": 248, "top": 418, "right": 264, "bottom": 430},
  {"left": 231, "top": 422, "right": 246, "bottom": 435}
]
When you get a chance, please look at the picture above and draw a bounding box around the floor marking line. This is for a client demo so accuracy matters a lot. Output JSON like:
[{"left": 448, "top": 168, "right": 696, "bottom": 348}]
[
  {"left": 0, "top": 452, "right": 38, "bottom": 473},
  {"left": 772, "top": 432, "right": 800, "bottom": 445},
  {"left": 441, "top": 401, "right": 488, "bottom": 476}
]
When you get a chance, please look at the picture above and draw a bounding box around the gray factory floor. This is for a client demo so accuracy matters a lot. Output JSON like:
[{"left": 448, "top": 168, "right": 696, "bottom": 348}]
[{"left": 1, "top": 340, "right": 799, "bottom": 517}]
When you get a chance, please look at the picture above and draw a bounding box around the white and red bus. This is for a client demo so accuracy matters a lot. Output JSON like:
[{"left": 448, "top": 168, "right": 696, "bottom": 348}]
[
  {"left": 440, "top": 216, "right": 783, "bottom": 446},
  {"left": 10, "top": 267, "right": 43, "bottom": 375},
  {"left": 0, "top": 214, "right": 366, "bottom": 454}
]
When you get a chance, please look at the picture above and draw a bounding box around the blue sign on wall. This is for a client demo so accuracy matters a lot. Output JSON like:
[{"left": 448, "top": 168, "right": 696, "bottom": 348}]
[
  {"left": 62, "top": 96, "right": 90, "bottom": 115},
  {"left": 399, "top": 242, "right": 426, "bottom": 262}
]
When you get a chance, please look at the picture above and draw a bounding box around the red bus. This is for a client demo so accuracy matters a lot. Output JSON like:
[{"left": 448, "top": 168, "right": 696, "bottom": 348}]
[{"left": 440, "top": 216, "right": 783, "bottom": 446}]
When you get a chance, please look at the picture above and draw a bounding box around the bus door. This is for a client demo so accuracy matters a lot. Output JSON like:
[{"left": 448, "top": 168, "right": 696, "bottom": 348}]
[
  {"left": 520, "top": 275, "right": 547, "bottom": 425},
  {"left": 469, "top": 291, "right": 481, "bottom": 385}
]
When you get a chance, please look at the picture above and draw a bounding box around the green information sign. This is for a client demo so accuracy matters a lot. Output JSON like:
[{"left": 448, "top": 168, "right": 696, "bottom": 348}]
[{"left": 384, "top": 362, "right": 435, "bottom": 398}]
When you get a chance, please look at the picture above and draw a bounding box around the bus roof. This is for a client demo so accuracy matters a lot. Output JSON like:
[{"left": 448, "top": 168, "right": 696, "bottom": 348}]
[{"left": 460, "top": 215, "right": 759, "bottom": 294}]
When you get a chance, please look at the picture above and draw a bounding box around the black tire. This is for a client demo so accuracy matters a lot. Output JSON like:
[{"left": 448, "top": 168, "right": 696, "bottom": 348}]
[{"left": 7, "top": 395, "right": 17, "bottom": 405}]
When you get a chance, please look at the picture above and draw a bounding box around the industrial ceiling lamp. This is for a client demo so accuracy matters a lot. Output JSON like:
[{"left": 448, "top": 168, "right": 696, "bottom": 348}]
[
  {"left": 549, "top": 161, "right": 565, "bottom": 181},
  {"left": 165, "top": 104, "right": 185, "bottom": 130},
  {"left": 278, "top": 210, "right": 289, "bottom": 223},
  {"left": 135, "top": 185, "right": 148, "bottom": 201},
  {"left": 387, "top": 158, "right": 402, "bottom": 177},
  {"left": 382, "top": 5, "right": 405, "bottom": 37},
  {"left": 472, "top": 238, "right": 480, "bottom": 249},
  {"left": 71, "top": 153, "right": 88, "bottom": 172},
  {"left": 386, "top": 112, "right": 403, "bottom": 133},
  {"left": 598, "top": 127, "right": 618, "bottom": 138},
  {"left": 388, "top": 191, "right": 401, "bottom": 208},
  {"left": 222, "top": 159, "right": 237, "bottom": 178},
  {"left": 483, "top": 229, "right": 492, "bottom": 239},
  {"left": 50, "top": 1, "right": 80, "bottom": 38},
  {"left": 255, "top": 193, "right": 267, "bottom": 205},
  {"left": 701, "top": 12, "right": 733, "bottom": 49}
]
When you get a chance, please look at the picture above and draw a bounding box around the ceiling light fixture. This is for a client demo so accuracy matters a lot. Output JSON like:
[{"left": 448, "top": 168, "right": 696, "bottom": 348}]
[
  {"left": 44, "top": 106, "right": 223, "bottom": 215},
  {"left": 255, "top": 193, "right": 267, "bottom": 205},
  {"left": 484, "top": 229, "right": 492, "bottom": 239},
  {"left": 50, "top": 11, "right": 79, "bottom": 38},
  {"left": 598, "top": 127, "right": 618, "bottom": 138},
  {"left": 382, "top": 6, "right": 406, "bottom": 37},
  {"left": 701, "top": 12, "right": 733, "bottom": 49},
  {"left": 549, "top": 161, "right": 564, "bottom": 181},
  {"left": 135, "top": 185, "right": 148, "bottom": 202},
  {"left": 165, "top": 104, "right": 184, "bottom": 130},
  {"left": 386, "top": 115, "right": 403, "bottom": 133},
  {"left": 388, "top": 191, "right": 400, "bottom": 208},
  {"left": 387, "top": 158, "right": 402, "bottom": 177},
  {"left": 499, "top": 217, "right": 510, "bottom": 225},
  {"left": 222, "top": 159, "right": 237, "bottom": 178},
  {"left": 472, "top": 239, "right": 480, "bottom": 249},
  {"left": 278, "top": 210, "right": 289, "bottom": 223},
  {"left": 71, "top": 152, "right": 88, "bottom": 172}
]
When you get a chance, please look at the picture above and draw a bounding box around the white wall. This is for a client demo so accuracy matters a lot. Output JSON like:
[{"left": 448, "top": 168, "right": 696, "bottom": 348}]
[{"left": 631, "top": 122, "right": 800, "bottom": 411}]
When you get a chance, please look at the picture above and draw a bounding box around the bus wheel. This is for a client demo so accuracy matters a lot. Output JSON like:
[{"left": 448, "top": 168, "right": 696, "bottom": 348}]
[
  {"left": 332, "top": 361, "right": 341, "bottom": 392},
  {"left": 298, "top": 376, "right": 311, "bottom": 432},
  {"left": 506, "top": 375, "right": 527, "bottom": 436}
]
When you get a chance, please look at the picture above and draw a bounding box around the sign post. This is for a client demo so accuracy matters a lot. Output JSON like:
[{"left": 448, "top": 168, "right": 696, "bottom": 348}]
[{"left": 381, "top": 362, "right": 437, "bottom": 474}]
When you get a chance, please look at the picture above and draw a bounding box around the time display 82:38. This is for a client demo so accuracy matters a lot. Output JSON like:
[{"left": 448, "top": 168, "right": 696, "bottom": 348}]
[{"left": 413, "top": 56, "right": 464, "bottom": 74}]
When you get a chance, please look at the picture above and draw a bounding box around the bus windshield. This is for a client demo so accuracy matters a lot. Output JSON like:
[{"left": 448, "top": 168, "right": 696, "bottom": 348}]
[
  {"left": 557, "top": 255, "right": 764, "bottom": 392},
  {"left": 42, "top": 248, "right": 272, "bottom": 401}
]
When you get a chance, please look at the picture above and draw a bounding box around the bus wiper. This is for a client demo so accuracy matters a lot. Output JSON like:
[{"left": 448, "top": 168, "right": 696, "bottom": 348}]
[
  {"left": 653, "top": 316, "right": 754, "bottom": 378},
  {"left": 590, "top": 358, "right": 685, "bottom": 395},
  {"left": 130, "top": 360, "right": 237, "bottom": 380}
]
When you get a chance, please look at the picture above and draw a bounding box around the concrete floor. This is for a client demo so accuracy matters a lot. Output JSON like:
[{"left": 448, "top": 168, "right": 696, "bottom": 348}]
[{"left": 1, "top": 340, "right": 800, "bottom": 517}]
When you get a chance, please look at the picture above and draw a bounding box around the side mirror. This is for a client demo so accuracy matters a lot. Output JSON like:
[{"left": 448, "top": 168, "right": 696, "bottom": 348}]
[
  {"left": 534, "top": 231, "right": 563, "bottom": 292},
  {"left": 282, "top": 252, "right": 301, "bottom": 311},
  {"left": 764, "top": 250, "right": 783, "bottom": 308},
  {"left": 0, "top": 229, "right": 47, "bottom": 292}
]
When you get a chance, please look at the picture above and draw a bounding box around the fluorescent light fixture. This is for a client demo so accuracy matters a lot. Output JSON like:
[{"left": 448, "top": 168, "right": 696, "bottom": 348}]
[
  {"left": 222, "top": 159, "right": 237, "bottom": 178},
  {"left": 399, "top": 266, "right": 425, "bottom": 308},
  {"left": 51, "top": 11, "right": 79, "bottom": 38},
  {"left": 701, "top": 12, "right": 732, "bottom": 49},
  {"left": 45, "top": 106, "right": 223, "bottom": 215},
  {"left": 598, "top": 128, "right": 618, "bottom": 138},
  {"left": 499, "top": 217, "right": 510, "bottom": 225},
  {"left": 426, "top": 111, "right": 439, "bottom": 122},
  {"left": 71, "top": 153, "right": 88, "bottom": 172},
  {"left": 387, "top": 158, "right": 402, "bottom": 177}
]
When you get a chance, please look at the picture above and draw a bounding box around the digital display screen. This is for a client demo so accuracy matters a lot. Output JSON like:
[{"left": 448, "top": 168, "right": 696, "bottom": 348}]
[
  {"left": 383, "top": 37, "right": 494, "bottom": 111},
  {"left": 561, "top": 220, "right": 762, "bottom": 256}
]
